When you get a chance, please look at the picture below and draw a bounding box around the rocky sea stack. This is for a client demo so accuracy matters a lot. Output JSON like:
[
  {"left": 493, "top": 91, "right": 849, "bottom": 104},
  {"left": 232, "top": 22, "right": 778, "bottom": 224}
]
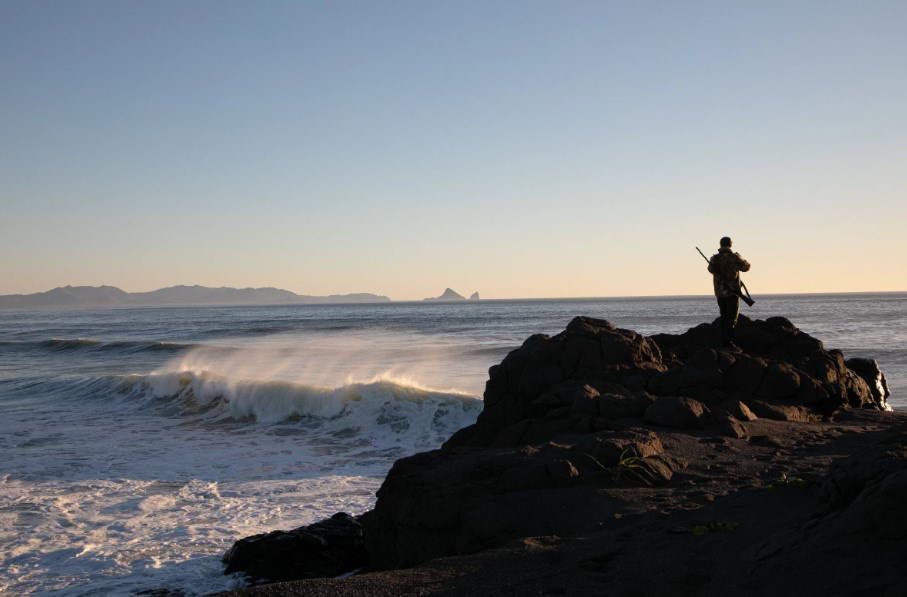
[
  {"left": 423, "top": 288, "right": 481, "bottom": 302},
  {"left": 217, "top": 316, "right": 905, "bottom": 597}
]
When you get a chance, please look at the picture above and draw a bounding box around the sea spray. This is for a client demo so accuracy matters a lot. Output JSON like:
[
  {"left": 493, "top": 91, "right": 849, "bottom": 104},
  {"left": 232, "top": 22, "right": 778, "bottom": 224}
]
[
  {"left": 143, "top": 365, "right": 481, "bottom": 441},
  {"left": 0, "top": 368, "right": 482, "bottom": 596}
]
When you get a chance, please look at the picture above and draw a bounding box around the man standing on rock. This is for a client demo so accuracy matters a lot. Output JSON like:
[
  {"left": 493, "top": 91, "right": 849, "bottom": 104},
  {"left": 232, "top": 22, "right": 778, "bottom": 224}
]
[{"left": 708, "top": 237, "right": 751, "bottom": 349}]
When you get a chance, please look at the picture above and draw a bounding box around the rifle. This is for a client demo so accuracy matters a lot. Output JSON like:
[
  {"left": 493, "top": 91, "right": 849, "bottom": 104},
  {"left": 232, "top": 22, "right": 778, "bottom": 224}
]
[{"left": 696, "top": 247, "right": 755, "bottom": 307}]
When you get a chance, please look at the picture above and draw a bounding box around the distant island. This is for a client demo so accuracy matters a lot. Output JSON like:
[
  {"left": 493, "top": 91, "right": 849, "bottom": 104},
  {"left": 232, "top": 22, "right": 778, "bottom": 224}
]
[
  {"left": 423, "top": 288, "right": 480, "bottom": 302},
  {"left": 0, "top": 285, "right": 391, "bottom": 310}
]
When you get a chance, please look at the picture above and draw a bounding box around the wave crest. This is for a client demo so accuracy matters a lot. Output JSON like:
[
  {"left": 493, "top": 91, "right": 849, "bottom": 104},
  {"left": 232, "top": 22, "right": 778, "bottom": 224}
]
[{"left": 146, "top": 367, "right": 479, "bottom": 426}]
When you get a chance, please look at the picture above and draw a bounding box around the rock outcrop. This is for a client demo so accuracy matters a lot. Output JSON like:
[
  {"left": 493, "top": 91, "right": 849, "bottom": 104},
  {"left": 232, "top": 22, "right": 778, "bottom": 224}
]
[
  {"left": 361, "top": 315, "right": 891, "bottom": 570},
  {"left": 423, "top": 288, "right": 468, "bottom": 302},
  {"left": 220, "top": 315, "right": 898, "bottom": 592},
  {"left": 222, "top": 513, "right": 366, "bottom": 582},
  {"left": 447, "top": 315, "right": 889, "bottom": 450}
]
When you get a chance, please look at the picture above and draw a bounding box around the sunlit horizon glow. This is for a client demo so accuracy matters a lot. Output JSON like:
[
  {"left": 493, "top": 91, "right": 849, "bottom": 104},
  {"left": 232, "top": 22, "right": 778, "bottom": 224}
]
[{"left": 2, "top": 1, "right": 905, "bottom": 301}]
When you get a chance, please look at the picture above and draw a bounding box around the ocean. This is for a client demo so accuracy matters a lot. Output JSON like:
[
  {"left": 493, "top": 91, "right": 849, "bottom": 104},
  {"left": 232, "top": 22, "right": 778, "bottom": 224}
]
[{"left": 1, "top": 294, "right": 904, "bottom": 596}]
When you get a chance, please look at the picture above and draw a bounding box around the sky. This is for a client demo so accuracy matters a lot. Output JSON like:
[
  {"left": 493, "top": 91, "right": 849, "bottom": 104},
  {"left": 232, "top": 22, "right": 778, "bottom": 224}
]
[{"left": 1, "top": 1, "right": 905, "bottom": 300}]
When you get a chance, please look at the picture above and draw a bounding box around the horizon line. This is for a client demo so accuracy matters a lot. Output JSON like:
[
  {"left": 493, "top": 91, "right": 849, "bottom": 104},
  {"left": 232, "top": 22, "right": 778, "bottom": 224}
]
[
  {"left": 2, "top": 284, "right": 906, "bottom": 300},
  {"left": 1, "top": 286, "right": 904, "bottom": 313}
]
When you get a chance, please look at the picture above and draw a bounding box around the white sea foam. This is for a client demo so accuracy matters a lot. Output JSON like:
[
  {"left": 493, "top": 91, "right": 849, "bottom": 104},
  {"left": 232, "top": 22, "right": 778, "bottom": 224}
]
[
  {"left": 138, "top": 343, "right": 484, "bottom": 444},
  {"left": 145, "top": 366, "right": 478, "bottom": 429},
  {"left": 0, "top": 343, "right": 483, "bottom": 596},
  {"left": 0, "top": 475, "right": 381, "bottom": 596}
]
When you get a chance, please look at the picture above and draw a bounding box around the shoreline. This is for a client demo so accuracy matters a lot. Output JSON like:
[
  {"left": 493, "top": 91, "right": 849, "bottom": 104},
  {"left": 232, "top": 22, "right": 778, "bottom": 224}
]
[
  {"left": 209, "top": 315, "right": 904, "bottom": 596},
  {"left": 212, "top": 410, "right": 907, "bottom": 596}
]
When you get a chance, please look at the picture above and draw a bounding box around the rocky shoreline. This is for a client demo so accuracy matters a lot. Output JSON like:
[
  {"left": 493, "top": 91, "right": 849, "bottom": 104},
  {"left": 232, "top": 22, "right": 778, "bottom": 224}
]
[{"left": 210, "top": 316, "right": 905, "bottom": 596}]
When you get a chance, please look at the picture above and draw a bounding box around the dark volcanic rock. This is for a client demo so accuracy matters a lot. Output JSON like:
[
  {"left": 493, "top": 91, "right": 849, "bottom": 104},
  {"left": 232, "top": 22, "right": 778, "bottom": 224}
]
[
  {"left": 222, "top": 513, "right": 366, "bottom": 582},
  {"left": 846, "top": 357, "right": 893, "bottom": 411},
  {"left": 361, "top": 316, "right": 891, "bottom": 572},
  {"left": 711, "top": 412, "right": 748, "bottom": 438},
  {"left": 448, "top": 315, "right": 884, "bottom": 450},
  {"left": 446, "top": 317, "right": 667, "bottom": 448},
  {"left": 360, "top": 427, "right": 683, "bottom": 570},
  {"left": 819, "top": 448, "right": 907, "bottom": 513},
  {"left": 361, "top": 443, "right": 605, "bottom": 569},
  {"left": 719, "top": 399, "right": 758, "bottom": 421},
  {"left": 216, "top": 413, "right": 907, "bottom": 597},
  {"left": 644, "top": 396, "right": 709, "bottom": 429},
  {"left": 221, "top": 315, "right": 896, "bottom": 590}
]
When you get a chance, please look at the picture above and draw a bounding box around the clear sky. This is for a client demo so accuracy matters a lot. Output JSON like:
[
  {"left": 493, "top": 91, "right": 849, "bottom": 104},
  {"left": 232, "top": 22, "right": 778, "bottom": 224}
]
[{"left": 2, "top": 1, "right": 905, "bottom": 300}]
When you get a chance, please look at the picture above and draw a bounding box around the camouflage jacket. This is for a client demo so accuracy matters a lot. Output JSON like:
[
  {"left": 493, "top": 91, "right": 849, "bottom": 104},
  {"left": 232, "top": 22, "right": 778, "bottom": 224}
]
[{"left": 708, "top": 247, "right": 751, "bottom": 298}]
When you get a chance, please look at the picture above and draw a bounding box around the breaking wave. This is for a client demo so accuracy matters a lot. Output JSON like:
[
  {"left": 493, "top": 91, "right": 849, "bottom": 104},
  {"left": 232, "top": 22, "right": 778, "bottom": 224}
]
[
  {"left": 141, "top": 368, "right": 481, "bottom": 435},
  {"left": 17, "top": 367, "right": 483, "bottom": 454}
]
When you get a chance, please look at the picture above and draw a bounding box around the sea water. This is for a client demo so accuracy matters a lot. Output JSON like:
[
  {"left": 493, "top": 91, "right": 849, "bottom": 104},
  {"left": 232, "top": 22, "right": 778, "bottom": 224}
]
[{"left": 1, "top": 294, "right": 904, "bottom": 596}]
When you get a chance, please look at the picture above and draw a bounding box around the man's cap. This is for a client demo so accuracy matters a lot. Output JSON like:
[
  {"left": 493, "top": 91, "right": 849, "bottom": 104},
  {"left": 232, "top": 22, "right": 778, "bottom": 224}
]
[{"left": 720, "top": 237, "right": 732, "bottom": 247}]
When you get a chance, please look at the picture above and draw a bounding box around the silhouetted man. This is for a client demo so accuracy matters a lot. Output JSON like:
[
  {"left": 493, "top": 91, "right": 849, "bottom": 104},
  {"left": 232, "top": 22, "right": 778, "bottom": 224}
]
[{"left": 708, "top": 237, "right": 750, "bottom": 348}]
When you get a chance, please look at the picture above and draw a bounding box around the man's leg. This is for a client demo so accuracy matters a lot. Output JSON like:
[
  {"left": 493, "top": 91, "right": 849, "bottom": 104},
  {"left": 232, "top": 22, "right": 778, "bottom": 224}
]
[
  {"left": 717, "top": 298, "right": 729, "bottom": 345},
  {"left": 718, "top": 297, "right": 740, "bottom": 347}
]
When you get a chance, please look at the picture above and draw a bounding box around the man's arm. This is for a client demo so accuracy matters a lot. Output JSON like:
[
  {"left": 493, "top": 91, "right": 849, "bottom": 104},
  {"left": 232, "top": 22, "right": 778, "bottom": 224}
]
[{"left": 736, "top": 254, "right": 751, "bottom": 272}]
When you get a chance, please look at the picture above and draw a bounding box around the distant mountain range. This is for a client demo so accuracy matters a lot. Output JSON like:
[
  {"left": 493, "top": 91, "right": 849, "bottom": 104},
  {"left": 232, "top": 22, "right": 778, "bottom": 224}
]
[{"left": 0, "top": 285, "right": 391, "bottom": 309}]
